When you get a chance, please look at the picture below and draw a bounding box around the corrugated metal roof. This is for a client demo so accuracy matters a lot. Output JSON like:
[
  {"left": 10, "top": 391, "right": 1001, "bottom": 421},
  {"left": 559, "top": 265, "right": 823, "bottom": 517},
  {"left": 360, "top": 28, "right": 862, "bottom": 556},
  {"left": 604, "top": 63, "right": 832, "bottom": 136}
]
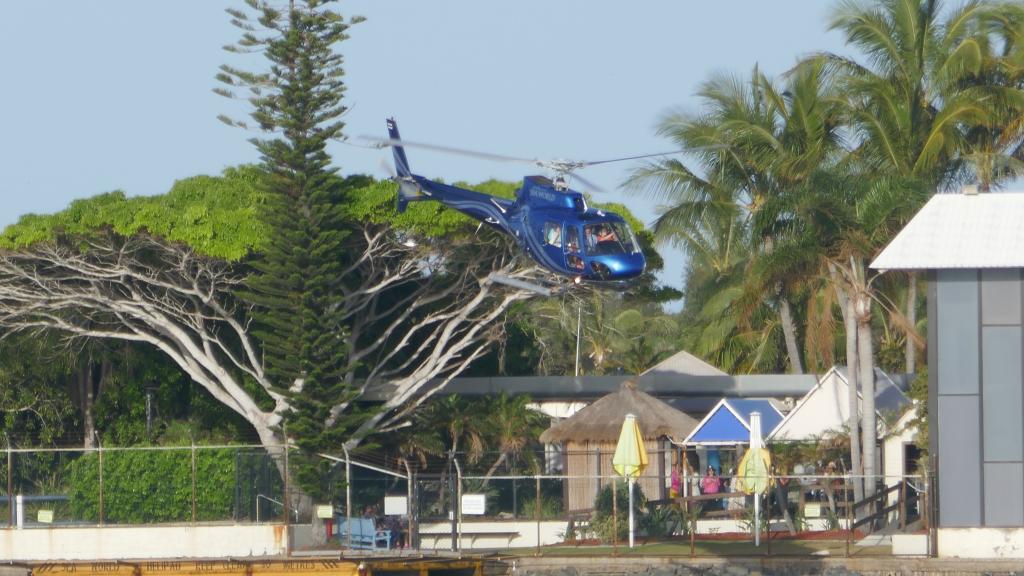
[
  {"left": 871, "top": 191, "right": 1024, "bottom": 270},
  {"left": 641, "top": 349, "right": 727, "bottom": 377}
]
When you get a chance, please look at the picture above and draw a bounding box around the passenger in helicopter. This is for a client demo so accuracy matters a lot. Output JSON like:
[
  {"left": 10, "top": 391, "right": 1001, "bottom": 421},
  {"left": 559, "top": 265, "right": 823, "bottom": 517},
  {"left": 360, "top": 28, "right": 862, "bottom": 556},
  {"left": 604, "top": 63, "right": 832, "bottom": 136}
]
[{"left": 545, "top": 224, "right": 561, "bottom": 246}]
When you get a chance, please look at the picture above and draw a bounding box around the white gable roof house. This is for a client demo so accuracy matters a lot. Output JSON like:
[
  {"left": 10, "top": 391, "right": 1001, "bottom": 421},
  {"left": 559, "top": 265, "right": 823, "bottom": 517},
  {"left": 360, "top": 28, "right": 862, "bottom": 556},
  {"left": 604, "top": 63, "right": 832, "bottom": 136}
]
[{"left": 768, "top": 366, "right": 910, "bottom": 443}]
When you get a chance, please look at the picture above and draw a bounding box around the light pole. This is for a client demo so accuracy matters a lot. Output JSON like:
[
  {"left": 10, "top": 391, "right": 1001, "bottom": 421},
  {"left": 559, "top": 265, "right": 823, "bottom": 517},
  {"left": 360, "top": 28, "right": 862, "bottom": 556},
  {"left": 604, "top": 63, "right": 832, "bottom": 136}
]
[{"left": 574, "top": 303, "right": 582, "bottom": 377}]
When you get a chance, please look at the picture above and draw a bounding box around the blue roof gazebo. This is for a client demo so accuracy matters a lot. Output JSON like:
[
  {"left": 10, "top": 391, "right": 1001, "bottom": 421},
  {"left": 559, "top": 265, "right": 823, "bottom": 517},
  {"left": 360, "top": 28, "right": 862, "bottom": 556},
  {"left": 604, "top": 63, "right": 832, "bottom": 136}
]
[{"left": 682, "top": 398, "right": 785, "bottom": 446}]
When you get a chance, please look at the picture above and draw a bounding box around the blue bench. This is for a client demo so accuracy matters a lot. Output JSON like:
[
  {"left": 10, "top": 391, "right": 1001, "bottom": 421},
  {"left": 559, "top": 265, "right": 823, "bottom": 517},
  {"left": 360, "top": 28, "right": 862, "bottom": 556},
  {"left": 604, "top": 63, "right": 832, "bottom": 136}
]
[{"left": 337, "top": 517, "right": 392, "bottom": 550}]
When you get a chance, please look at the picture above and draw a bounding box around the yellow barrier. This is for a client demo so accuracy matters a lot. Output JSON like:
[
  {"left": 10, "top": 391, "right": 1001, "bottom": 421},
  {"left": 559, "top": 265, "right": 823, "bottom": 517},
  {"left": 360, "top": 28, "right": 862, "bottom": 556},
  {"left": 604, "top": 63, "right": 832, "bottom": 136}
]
[{"left": 31, "top": 558, "right": 481, "bottom": 576}]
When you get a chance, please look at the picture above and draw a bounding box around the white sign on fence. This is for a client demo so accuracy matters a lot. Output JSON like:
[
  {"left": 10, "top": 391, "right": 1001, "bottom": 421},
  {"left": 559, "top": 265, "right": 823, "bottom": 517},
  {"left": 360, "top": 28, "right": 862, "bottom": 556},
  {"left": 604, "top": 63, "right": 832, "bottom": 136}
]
[
  {"left": 384, "top": 496, "right": 408, "bottom": 516},
  {"left": 461, "top": 494, "right": 486, "bottom": 515},
  {"left": 804, "top": 503, "right": 821, "bottom": 518}
]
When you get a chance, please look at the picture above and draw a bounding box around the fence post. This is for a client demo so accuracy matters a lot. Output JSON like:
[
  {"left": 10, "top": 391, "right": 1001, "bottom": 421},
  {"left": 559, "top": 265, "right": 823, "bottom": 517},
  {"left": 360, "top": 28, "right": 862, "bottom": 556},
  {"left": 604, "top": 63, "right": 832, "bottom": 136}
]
[
  {"left": 283, "top": 432, "right": 291, "bottom": 557},
  {"left": 98, "top": 442, "right": 105, "bottom": 526},
  {"left": 5, "top": 434, "right": 12, "bottom": 528},
  {"left": 453, "top": 456, "right": 462, "bottom": 552},
  {"left": 191, "top": 440, "right": 198, "bottom": 524},
  {"left": 612, "top": 476, "right": 618, "bottom": 555},
  {"left": 343, "top": 445, "right": 352, "bottom": 550},
  {"left": 928, "top": 470, "right": 937, "bottom": 558},
  {"left": 845, "top": 476, "right": 851, "bottom": 557},
  {"left": 404, "top": 460, "right": 414, "bottom": 551},
  {"left": 535, "top": 475, "right": 541, "bottom": 557}
]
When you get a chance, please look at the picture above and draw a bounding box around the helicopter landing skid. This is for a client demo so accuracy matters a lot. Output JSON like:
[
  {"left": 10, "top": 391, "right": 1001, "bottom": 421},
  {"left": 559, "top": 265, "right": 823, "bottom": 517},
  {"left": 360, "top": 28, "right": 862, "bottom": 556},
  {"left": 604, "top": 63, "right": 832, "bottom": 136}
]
[{"left": 487, "top": 273, "right": 564, "bottom": 297}]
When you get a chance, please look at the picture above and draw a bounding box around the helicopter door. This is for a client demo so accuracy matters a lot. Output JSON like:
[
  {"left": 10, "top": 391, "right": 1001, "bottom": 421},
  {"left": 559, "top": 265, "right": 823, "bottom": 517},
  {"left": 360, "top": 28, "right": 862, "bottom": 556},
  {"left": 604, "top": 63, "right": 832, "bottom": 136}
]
[
  {"left": 564, "top": 224, "right": 584, "bottom": 272},
  {"left": 541, "top": 220, "right": 567, "bottom": 270}
]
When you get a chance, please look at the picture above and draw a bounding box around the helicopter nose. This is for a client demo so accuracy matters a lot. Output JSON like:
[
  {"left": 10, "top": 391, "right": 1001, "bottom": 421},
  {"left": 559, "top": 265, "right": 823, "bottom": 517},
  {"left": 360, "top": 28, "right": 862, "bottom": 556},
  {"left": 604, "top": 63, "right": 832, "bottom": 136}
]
[{"left": 590, "top": 254, "right": 645, "bottom": 280}]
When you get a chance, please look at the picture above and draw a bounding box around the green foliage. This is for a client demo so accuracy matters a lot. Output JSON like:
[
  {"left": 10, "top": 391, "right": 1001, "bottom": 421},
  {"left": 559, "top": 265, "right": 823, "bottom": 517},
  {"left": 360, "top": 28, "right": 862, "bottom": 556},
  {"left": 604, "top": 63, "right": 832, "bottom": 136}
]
[
  {"left": 0, "top": 332, "right": 77, "bottom": 446},
  {"left": 736, "top": 495, "right": 771, "bottom": 535},
  {"left": 219, "top": 0, "right": 369, "bottom": 500},
  {"left": 908, "top": 367, "right": 929, "bottom": 453},
  {"left": 645, "top": 504, "right": 685, "bottom": 538},
  {"left": 518, "top": 491, "right": 564, "bottom": 520},
  {"left": 590, "top": 481, "right": 647, "bottom": 543},
  {"left": 95, "top": 367, "right": 254, "bottom": 447},
  {"left": 0, "top": 166, "right": 267, "bottom": 260},
  {"left": 64, "top": 448, "right": 236, "bottom": 523}
]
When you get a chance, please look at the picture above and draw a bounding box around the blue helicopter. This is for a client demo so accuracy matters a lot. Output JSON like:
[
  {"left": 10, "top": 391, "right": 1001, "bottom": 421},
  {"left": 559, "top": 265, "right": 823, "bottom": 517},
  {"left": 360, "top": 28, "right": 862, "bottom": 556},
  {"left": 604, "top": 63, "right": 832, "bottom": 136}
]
[{"left": 382, "top": 118, "right": 647, "bottom": 286}]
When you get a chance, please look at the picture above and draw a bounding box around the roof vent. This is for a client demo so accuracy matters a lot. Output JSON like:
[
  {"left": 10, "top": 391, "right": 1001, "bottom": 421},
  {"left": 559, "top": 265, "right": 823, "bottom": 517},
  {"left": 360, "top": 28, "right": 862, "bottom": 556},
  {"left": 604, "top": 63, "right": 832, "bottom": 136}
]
[{"left": 962, "top": 184, "right": 979, "bottom": 195}]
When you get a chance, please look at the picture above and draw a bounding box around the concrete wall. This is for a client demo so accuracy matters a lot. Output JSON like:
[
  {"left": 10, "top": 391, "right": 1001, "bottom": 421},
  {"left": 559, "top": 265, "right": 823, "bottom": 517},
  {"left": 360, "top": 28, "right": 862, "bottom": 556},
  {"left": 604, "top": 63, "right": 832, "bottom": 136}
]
[
  {"left": 417, "top": 520, "right": 565, "bottom": 550},
  {"left": 931, "top": 269, "right": 1024, "bottom": 529},
  {"left": 937, "top": 527, "right": 1024, "bottom": 558},
  {"left": 0, "top": 524, "right": 287, "bottom": 561}
]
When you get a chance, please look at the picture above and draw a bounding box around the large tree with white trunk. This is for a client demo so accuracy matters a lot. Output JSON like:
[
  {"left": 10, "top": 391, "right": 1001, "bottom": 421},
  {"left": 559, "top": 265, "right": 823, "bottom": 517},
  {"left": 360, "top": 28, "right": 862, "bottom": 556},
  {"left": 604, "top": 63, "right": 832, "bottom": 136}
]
[{"left": 0, "top": 170, "right": 544, "bottom": 493}]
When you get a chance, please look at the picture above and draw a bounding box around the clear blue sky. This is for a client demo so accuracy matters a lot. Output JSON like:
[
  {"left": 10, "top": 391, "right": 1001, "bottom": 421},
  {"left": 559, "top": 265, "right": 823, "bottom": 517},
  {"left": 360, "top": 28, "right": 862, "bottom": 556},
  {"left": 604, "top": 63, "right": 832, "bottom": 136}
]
[{"left": 0, "top": 1, "right": 850, "bottom": 297}]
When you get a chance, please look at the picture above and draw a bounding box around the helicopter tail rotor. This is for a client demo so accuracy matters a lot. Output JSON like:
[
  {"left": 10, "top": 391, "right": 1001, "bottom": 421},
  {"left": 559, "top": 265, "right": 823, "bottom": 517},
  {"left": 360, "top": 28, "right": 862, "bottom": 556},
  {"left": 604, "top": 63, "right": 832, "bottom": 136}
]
[
  {"left": 387, "top": 118, "right": 429, "bottom": 213},
  {"left": 386, "top": 118, "right": 413, "bottom": 178}
]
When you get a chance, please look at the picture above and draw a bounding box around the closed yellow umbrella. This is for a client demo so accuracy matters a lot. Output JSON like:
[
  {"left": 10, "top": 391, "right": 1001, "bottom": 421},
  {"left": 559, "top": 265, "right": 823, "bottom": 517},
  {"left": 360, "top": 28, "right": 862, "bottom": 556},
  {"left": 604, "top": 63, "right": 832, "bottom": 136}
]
[{"left": 612, "top": 414, "right": 648, "bottom": 548}]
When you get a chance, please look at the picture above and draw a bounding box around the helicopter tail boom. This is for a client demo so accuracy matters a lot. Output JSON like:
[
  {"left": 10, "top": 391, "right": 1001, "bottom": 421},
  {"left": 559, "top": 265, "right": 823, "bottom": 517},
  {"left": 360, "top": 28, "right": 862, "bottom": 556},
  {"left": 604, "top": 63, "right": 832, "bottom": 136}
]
[{"left": 387, "top": 117, "right": 427, "bottom": 213}]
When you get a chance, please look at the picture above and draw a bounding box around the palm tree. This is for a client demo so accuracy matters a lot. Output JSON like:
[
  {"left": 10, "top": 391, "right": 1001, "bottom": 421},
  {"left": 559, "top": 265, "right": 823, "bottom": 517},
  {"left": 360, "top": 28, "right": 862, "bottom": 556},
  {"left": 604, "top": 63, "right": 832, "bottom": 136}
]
[
  {"left": 481, "top": 393, "right": 547, "bottom": 486},
  {"left": 630, "top": 63, "right": 846, "bottom": 375},
  {"left": 813, "top": 0, "right": 1024, "bottom": 502}
]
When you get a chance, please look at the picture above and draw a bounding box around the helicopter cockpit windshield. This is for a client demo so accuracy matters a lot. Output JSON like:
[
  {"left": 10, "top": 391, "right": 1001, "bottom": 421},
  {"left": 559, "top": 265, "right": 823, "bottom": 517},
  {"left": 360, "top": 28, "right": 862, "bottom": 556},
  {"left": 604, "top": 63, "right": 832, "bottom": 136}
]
[{"left": 584, "top": 222, "right": 638, "bottom": 256}]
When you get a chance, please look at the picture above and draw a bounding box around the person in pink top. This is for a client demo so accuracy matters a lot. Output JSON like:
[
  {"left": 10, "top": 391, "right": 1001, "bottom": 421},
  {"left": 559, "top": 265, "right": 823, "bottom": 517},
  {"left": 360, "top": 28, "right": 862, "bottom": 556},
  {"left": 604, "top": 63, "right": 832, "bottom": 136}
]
[{"left": 700, "top": 466, "right": 721, "bottom": 509}]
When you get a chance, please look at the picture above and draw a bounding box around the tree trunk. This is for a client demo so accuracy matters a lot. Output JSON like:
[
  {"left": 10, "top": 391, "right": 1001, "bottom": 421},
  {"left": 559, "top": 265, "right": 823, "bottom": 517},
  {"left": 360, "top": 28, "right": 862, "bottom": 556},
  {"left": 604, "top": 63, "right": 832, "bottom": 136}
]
[
  {"left": 779, "top": 297, "right": 804, "bottom": 374},
  {"left": 858, "top": 297, "right": 877, "bottom": 507},
  {"left": 905, "top": 273, "right": 917, "bottom": 374},
  {"left": 844, "top": 296, "right": 864, "bottom": 506},
  {"left": 823, "top": 483, "right": 837, "bottom": 517},
  {"left": 481, "top": 451, "right": 509, "bottom": 488},
  {"left": 79, "top": 361, "right": 96, "bottom": 449},
  {"left": 773, "top": 481, "right": 797, "bottom": 535}
]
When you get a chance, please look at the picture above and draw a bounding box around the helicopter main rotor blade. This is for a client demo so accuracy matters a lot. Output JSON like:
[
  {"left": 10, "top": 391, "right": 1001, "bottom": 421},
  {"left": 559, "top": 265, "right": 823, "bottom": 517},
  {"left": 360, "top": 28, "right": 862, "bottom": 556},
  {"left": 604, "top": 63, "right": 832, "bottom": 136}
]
[
  {"left": 577, "top": 145, "right": 725, "bottom": 167},
  {"left": 569, "top": 172, "right": 612, "bottom": 195},
  {"left": 359, "top": 136, "right": 540, "bottom": 165}
]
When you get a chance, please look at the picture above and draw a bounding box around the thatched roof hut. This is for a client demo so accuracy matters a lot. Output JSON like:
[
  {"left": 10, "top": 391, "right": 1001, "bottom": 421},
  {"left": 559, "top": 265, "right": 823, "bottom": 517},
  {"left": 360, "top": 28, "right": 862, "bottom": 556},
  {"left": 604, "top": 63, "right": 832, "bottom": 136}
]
[
  {"left": 540, "top": 380, "right": 698, "bottom": 512},
  {"left": 540, "top": 380, "right": 698, "bottom": 444}
]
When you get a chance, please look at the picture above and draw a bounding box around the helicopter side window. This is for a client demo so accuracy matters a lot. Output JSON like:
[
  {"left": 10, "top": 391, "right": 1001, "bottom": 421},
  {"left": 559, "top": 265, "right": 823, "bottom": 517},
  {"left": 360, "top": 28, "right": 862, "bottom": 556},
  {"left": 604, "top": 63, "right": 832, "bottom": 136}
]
[
  {"left": 544, "top": 221, "right": 562, "bottom": 247},
  {"left": 565, "top": 225, "right": 581, "bottom": 254},
  {"left": 585, "top": 223, "right": 620, "bottom": 255},
  {"left": 585, "top": 222, "right": 637, "bottom": 255},
  {"left": 565, "top": 225, "right": 584, "bottom": 270},
  {"left": 612, "top": 222, "right": 639, "bottom": 253}
]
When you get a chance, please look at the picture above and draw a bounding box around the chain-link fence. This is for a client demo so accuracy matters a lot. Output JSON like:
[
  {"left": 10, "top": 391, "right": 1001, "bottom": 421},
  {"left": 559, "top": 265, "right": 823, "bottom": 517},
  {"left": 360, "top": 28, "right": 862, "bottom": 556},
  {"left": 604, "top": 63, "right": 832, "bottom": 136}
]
[
  {"left": 397, "top": 454, "right": 933, "bottom": 557},
  {"left": 1, "top": 444, "right": 287, "bottom": 527},
  {"left": 3, "top": 445, "right": 935, "bottom": 557}
]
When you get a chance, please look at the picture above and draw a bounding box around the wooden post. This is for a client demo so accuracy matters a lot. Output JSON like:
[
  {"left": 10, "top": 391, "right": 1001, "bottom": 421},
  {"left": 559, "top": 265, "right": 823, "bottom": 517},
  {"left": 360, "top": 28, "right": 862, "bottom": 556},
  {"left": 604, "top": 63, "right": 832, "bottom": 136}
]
[
  {"left": 899, "top": 480, "right": 907, "bottom": 530},
  {"left": 688, "top": 497, "right": 695, "bottom": 557}
]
